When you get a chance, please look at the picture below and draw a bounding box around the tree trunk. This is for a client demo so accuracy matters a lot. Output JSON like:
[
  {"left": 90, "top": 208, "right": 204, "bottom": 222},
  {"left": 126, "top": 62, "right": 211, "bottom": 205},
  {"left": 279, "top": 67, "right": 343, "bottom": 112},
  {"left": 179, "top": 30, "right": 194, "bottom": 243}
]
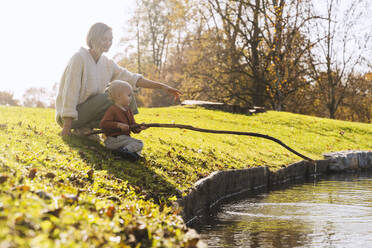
[{"left": 251, "top": 0, "right": 266, "bottom": 107}]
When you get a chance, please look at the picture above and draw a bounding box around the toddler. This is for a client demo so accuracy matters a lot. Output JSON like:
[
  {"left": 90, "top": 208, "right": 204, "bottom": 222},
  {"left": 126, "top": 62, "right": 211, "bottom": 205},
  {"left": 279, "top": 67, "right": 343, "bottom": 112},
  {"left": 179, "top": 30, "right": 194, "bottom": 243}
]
[{"left": 100, "top": 80, "right": 146, "bottom": 161}]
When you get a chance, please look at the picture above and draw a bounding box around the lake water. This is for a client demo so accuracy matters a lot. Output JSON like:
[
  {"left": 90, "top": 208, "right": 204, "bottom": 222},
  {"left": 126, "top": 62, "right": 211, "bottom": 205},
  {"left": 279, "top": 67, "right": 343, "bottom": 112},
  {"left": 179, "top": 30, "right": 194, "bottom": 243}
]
[{"left": 198, "top": 172, "right": 372, "bottom": 247}]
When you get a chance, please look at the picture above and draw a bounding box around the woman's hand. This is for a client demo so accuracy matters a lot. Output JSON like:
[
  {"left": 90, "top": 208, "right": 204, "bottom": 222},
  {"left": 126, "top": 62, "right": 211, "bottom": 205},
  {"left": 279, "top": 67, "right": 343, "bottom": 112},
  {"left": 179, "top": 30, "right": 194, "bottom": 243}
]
[
  {"left": 164, "top": 85, "right": 182, "bottom": 102},
  {"left": 61, "top": 117, "right": 73, "bottom": 136},
  {"left": 117, "top": 123, "right": 129, "bottom": 132},
  {"left": 136, "top": 78, "right": 182, "bottom": 102}
]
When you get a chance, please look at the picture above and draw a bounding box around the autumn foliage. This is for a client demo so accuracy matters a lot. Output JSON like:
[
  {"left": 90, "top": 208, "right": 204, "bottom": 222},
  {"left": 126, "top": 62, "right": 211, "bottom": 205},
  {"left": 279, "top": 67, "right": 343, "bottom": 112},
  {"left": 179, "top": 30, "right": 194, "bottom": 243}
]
[{"left": 119, "top": 0, "right": 371, "bottom": 123}]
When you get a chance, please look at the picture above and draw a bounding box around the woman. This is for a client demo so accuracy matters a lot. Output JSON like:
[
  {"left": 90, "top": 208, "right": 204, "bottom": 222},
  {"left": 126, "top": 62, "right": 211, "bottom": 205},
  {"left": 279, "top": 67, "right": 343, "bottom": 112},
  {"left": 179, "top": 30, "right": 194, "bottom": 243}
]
[{"left": 56, "top": 22, "right": 181, "bottom": 137}]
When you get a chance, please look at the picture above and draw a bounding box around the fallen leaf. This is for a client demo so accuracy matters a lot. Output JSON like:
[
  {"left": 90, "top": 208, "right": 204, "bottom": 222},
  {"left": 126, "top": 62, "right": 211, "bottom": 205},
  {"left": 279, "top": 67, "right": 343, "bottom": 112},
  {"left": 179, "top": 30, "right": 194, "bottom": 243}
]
[
  {"left": 87, "top": 169, "right": 94, "bottom": 179},
  {"left": 127, "top": 234, "right": 136, "bottom": 244},
  {"left": 126, "top": 205, "right": 135, "bottom": 213},
  {"left": 45, "top": 172, "right": 56, "bottom": 179},
  {"left": 14, "top": 215, "right": 36, "bottom": 230},
  {"left": 107, "top": 196, "right": 121, "bottom": 202},
  {"left": 42, "top": 208, "right": 62, "bottom": 218},
  {"left": 15, "top": 216, "right": 24, "bottom": 223},
  {"left": 109, "top": 236, "right": 121, "bottom": 243},
  {"left": 28, "top": 168, "right": 37, "bottom": 179},
  {"left": 0, "top": 175, "right": 8, "bottom": 184},
  {"left": 78, "top": 151, "right": 86, "bottom": 159},
  {"left": 106, "top": 205, "right": 115, "bottom": 219},
  {"left": 126, "top": 221, "right": 149, "bottom": 242},
  {"left": 17, "top": 185, "right": 30, "bottom": 192},
  {"left": 35, "top": 190, "right": 52, "bottom": 200},
  {"left": 62, "top": 192, "right": 79, "bottom": 204}
]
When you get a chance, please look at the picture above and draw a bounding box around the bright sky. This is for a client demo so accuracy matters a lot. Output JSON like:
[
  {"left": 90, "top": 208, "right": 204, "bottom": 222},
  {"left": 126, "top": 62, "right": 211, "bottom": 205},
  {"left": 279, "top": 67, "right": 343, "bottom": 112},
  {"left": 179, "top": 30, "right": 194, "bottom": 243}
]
[
  {"left": 0, "top": 0, "right": 136, "bottom": 100},
  {"left": 1, "top": 1, "right": 370, "bottom": 101}
]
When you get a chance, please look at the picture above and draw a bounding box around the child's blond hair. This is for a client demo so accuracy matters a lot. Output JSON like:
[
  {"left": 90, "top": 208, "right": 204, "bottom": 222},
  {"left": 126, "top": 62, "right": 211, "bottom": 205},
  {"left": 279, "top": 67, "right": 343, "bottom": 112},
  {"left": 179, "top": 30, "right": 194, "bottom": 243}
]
[{"left": 106, "top": 80, "right": 132, "bottom": 102}]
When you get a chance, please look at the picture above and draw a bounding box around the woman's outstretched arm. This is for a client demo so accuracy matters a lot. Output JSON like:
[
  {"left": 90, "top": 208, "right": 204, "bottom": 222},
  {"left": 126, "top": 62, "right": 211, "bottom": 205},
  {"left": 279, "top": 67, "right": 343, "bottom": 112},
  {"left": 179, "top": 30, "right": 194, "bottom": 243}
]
[{"left": 136, "top": 78, "right": 182, "bottom": 101}]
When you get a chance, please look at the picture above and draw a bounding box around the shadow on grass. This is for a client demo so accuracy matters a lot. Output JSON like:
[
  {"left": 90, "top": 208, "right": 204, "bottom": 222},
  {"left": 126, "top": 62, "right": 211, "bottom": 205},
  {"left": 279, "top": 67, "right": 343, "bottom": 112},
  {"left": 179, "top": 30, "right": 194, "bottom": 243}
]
[{"left": 62, "top": 135, "right": 181, "bottom": 204}]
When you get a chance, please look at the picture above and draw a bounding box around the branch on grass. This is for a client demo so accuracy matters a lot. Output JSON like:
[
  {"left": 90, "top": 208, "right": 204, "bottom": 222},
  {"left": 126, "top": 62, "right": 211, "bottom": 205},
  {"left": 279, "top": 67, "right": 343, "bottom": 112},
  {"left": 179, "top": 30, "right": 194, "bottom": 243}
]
[{"left": 88, "top": 123, "right": 314, "bottom": 162}]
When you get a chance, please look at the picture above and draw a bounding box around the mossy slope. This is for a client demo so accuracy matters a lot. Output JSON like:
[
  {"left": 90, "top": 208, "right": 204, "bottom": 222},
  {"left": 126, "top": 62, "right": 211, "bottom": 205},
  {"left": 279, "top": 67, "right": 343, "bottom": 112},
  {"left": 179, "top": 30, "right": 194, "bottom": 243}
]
[{"left": 0, "top": 105, "right": 371, "bottom": 247}]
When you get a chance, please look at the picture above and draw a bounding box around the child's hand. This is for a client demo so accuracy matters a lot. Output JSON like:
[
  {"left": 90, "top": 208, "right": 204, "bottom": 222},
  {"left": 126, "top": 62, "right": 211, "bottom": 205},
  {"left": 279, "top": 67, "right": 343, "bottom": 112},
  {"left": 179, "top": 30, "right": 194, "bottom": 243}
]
[
  {"left": 117, "top": 123, "right": 129, "bottom": 132},
  {"left": 132, "top": 123, "right": 148, "bottom": 133},
  {"left": 139, "top": 123, "right": 148, "bottom": 131}
]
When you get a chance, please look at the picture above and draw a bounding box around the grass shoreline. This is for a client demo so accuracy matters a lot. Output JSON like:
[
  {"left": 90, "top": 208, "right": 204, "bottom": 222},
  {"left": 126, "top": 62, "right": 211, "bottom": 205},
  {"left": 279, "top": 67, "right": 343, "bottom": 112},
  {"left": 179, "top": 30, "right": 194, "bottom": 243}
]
[{"left": 0, "top": 105, "right": 371, "bottom": 247}]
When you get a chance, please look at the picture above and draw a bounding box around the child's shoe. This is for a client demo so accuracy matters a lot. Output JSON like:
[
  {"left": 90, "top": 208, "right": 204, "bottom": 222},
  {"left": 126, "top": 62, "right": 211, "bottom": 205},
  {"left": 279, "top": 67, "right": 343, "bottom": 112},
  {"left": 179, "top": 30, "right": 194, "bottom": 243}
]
[{"left": 116, "top": 147, "right": 140, "bottom": 161}]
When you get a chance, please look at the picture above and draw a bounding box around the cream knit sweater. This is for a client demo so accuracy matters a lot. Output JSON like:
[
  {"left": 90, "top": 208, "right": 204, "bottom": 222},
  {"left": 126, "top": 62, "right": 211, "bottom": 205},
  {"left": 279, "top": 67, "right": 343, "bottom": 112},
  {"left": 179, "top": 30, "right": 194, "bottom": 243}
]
[{"left": 55, "top": 47, "right": 142, "bottom": 122}]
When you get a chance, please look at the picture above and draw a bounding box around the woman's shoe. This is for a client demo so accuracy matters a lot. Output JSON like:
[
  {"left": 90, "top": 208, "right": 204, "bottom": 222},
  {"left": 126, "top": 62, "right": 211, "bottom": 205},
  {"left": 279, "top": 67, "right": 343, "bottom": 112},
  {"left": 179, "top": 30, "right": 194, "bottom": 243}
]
[{"left": 73, "top": 127, "right": 101, "bottom": 142}]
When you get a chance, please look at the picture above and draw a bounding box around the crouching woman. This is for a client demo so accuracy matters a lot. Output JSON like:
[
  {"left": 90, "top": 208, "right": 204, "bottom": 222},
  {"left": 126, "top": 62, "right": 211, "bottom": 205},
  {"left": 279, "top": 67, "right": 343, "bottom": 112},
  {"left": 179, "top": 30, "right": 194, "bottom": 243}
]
[{"left": 55, "top": 22, "right": 181, "bottom": 137}]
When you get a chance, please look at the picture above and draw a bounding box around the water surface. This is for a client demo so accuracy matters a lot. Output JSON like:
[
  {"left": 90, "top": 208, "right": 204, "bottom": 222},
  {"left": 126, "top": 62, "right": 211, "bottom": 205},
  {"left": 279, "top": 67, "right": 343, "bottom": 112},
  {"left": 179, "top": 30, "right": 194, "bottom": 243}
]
[{"left": 198, "top": 172, "right": 372, "bottom": 247}]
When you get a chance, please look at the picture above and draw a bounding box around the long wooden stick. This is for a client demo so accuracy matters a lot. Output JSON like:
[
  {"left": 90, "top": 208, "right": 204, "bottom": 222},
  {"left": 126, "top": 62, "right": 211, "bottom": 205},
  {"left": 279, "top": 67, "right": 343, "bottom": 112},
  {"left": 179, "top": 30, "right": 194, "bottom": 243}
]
[{"left": 88, "top": 123, "right": 314, "bottom": 161}]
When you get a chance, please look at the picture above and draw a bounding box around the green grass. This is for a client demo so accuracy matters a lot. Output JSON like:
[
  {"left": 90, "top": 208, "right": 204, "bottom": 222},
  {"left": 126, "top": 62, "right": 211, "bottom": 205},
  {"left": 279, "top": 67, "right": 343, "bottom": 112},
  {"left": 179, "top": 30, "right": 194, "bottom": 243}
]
[
  {"left": 0, "top": 105, "right": 371, "bottom": 247},
  {"left": 135, "top": 106, "right": 371, "bottom": 191}
]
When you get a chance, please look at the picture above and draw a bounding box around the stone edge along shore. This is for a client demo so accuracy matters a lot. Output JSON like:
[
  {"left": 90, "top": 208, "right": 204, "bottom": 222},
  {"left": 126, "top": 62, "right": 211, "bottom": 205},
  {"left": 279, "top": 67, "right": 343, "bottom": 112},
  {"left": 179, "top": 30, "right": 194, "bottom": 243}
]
[{"left": 178, "top": 150, "right": 372, "bottom": 226}]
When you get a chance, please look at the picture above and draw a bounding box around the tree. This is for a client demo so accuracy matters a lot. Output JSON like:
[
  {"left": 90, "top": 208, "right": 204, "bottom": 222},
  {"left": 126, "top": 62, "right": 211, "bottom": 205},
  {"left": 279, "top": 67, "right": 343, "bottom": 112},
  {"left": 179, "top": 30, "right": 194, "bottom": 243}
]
[
  {"left": 128, "top": 0, "right": 186, "bottom": 75},
  {"left": 119, "top": 0, "right": 371, "bottom": 123},
  {"left": 261, "top": 0, "right": 320, "bottom": 110},
  {"left": 22, "top": 87, "right": 49, "bottom": 108},
  {"left": 182, "top": 0, "right": 318, "bottom": 109},
  {"left": 0, "top": 91, "right": 19, "bottom": 106},
  {"left": 339, "top": 73, "right": 372, "bottom": 122},
  {"left": 119, "top": 0, "right": 191, "bottom": 107},
  {"left": 308, "top": 0, "right": 371, "bottom": 118},
  {"left": 47, "top": 82, "right": 58, "bottom": 108},
  {"left": 202, "top": 0, "right": 267, "bottom": 106}
]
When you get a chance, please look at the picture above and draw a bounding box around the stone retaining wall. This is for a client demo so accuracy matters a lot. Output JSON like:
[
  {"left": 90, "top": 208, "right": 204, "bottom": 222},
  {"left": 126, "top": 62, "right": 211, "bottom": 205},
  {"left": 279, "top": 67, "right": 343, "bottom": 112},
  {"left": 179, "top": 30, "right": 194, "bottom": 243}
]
[{"left": 178, "top": 150, "right": 372, "bottom": 226}]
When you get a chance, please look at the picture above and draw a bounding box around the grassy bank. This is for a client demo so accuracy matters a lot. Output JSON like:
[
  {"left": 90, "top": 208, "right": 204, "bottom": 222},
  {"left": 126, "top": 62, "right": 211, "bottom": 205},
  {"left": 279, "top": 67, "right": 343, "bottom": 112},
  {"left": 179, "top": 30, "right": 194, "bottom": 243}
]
[{"left": 0, "top": 105, "right": 371, "bottom": 247}]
